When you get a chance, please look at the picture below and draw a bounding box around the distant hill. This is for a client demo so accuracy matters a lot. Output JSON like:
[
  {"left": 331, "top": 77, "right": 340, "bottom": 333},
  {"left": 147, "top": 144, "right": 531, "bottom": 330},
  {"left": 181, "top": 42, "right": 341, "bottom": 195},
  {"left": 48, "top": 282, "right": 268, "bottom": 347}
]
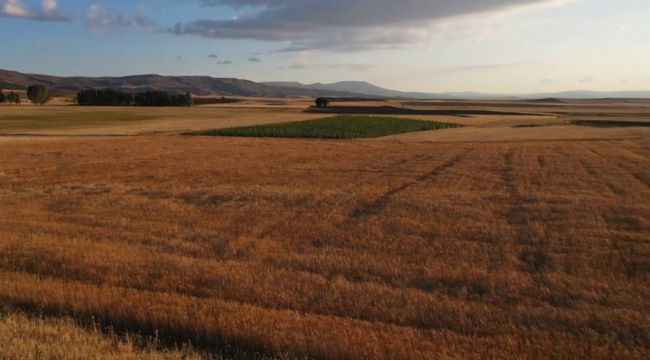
[
  {"left": 2, "top": 68, "right": 649, "bottom": 99},
  {"left": 0, "top": 69, "right": 359, "bottom": 97},
  {"left": 265, "top": 81, "right": 650, "bottom": 99},
  {"left": 264, "top": 81, "right": 432, "bottom": 98},
  {"left": 523, "top": 90, "right": 650, "bottom": 99}
]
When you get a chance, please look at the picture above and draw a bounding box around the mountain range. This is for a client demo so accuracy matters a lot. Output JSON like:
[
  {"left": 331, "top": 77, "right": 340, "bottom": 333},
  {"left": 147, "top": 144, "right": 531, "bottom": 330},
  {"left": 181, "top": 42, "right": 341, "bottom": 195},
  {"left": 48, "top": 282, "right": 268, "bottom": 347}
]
[
  {"left": 264, "top": 81, "right": 650, "bottom": 99},
  {"left": 2, "top": 68, "right": 649, "bottom": 99},
  {"left": 0, "top": 69, "right": 357, "bottom": 98}
]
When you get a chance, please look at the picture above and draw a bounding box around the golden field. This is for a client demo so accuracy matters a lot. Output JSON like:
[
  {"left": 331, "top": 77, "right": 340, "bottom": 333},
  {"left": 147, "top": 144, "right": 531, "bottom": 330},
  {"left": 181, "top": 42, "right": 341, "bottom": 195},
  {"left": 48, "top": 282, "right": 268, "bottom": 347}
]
[
  {"left": 0, "top": 100, "right": 649, "bottom": 359},
  {"left": 0, "top": 308, "right": 205, "bottom": 360}
]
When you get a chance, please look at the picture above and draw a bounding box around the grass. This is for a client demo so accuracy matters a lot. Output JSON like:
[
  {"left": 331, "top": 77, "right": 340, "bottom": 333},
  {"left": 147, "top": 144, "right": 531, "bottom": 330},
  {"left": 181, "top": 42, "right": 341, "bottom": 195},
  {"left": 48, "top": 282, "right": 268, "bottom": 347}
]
[
  {"left": 0, "top": 310, "right": 204, "bottom": 360},
  {"left": 0, "top": 136, "right": 648, "bottom": 358},
  {"left": 0, "top": 305, "right": 285, "bottom": 359},
  {"left": 191, "top": 115, "right": 462, "bottom": 139},
  {"left": 0, "top": 107, "right": 169, "bottom": 132},
  {"left": 0, "top": 105, "right": 316, "bottom": 134}
]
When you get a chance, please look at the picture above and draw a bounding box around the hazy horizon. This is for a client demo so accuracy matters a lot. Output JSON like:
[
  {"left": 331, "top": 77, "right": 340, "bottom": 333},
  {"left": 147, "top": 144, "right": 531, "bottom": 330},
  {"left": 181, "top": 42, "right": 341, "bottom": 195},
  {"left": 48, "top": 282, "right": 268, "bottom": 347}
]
[{"left": 1, "top": 0, "right": 649, "bottom": 93}]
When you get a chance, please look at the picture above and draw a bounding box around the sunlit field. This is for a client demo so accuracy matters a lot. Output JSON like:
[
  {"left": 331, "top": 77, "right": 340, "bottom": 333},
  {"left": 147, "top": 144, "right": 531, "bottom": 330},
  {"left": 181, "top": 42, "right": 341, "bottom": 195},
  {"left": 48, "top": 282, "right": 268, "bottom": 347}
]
[
  {"left": 5, "top": 0, "right": 650, "bottom": 356},
  {"left": 0, "top": 133, "right": 648, "bottom": 358}
]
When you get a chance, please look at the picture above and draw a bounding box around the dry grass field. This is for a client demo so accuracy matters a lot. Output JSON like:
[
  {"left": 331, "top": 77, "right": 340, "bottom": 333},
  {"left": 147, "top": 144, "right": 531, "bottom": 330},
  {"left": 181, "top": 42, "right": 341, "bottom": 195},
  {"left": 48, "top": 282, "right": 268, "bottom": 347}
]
[
  {"left": 0, "top": 119, "right": 648, "bottom": 358},
  {"left": 1, "top": 97, "right": 649, "bottom": 139},
  {"left": 0, "top": 308, "right": 205, "bottom": 360},
  {"left": 0, "top": 103, "right": 323, "bottom": 136}
]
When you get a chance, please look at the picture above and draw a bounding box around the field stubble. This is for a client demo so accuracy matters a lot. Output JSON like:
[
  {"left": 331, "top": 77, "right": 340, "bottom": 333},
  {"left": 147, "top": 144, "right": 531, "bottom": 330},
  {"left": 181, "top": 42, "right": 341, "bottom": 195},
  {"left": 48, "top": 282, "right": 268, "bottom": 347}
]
[{"left": 0, "top": 135, "right": 648, "bottom": 358}]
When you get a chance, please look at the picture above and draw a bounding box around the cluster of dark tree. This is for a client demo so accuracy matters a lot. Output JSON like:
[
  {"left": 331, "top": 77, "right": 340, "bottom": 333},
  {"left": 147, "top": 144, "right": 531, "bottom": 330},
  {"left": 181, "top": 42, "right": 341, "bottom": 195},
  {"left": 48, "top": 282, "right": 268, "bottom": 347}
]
[
  {"left": 134, "top": 91, "right": 193, "bottom": 106},
  {"left": 192, "top": 96, "right": 241, "bottom": 105},
  {"left": 315, "top": 97, "right": 330, "bottom": 108},
  {"left": 77, "top": 89, "right": 192, "bottom": 106},
  {"left": 77, "top": 89, "right": 133, "bottom": 106},
  {"left": 0, "top": 89, "right": 21, "bottom": 104}
]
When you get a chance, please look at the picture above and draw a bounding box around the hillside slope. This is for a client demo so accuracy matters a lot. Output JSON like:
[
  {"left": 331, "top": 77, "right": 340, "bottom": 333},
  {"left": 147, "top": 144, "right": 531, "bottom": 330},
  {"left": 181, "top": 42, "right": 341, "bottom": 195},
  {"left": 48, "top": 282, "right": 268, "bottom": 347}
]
[{"left": 0, "top": 69, "right": 358, "bottom": 97}]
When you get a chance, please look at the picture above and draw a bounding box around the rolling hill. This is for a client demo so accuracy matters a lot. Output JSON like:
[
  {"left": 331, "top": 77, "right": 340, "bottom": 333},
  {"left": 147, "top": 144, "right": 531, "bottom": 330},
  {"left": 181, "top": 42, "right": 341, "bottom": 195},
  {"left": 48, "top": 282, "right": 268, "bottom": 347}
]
[
  {"left": 2, "top": 68, "right": 649, "bottom": 99},
  {"left": 0, "top": 69, "right": 358, "bottom": 98},
  {"left": 267, "top": 81, "right": 650, "bottom": 99},
  {"left": 263, "top": 81, "right": 433, "bottom": 98}
]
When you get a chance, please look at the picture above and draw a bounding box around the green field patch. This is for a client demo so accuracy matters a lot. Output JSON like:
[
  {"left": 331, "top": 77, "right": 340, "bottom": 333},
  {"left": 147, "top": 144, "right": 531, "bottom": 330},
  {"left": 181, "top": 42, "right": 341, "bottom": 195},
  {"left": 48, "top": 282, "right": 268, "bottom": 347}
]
[{"left": 190, "top": 115, "right": 462, "bottom": 139}]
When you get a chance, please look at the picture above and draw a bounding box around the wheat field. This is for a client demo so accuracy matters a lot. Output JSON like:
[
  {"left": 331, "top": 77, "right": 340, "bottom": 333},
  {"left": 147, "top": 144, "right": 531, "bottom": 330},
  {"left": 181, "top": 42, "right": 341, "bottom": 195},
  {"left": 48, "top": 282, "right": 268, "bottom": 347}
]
[
  {"left": 0, "top": 308, "right": 205, "bottom": 360},
  {"left": 0, "top": 135, "right": 648, "bottom": 358}
]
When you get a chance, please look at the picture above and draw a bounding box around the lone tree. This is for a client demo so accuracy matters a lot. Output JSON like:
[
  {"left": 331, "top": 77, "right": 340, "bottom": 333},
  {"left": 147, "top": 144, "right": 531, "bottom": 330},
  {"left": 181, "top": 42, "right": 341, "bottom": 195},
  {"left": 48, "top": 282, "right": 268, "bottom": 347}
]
[
  {"left": 27, "top": 84, "right": 51, "bottom": 105},
  {"left": 315, "top": 97, "right": 329, "bottom": 108}
]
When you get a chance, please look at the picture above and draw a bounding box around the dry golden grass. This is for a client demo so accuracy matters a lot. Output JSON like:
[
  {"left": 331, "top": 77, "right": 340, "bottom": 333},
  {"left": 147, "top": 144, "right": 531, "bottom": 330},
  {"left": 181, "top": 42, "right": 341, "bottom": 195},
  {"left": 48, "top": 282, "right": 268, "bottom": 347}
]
[
  {"left": 1, "top": 97, "right": 649, "bottom": 139},
  {"left": 0, "top": 135, "right": 648, "bottom": 358},
  {"left": 382, "top": 125, "right": 650, "bottom": 142},
  {"left": 0, "top": 104, "right": 323, "bottom": 135},
  {"left": 0, "top": 309, "right": 204, "bottom": 360}
]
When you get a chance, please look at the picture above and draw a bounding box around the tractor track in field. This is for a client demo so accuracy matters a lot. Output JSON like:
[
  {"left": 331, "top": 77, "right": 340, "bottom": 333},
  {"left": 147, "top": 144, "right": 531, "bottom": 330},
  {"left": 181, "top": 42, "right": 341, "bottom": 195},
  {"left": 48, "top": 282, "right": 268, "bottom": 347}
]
[{"left": 348, "top": 148, "right": 474, "bottom": 221}]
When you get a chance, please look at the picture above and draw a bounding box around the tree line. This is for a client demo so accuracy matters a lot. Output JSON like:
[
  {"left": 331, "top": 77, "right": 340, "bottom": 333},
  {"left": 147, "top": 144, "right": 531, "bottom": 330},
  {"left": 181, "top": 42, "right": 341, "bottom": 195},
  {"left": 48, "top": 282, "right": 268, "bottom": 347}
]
[
  {"left": 77, "top": 89, "right": 193, "bottom": 106},
  {"left": 0, "top": 89, "right": 21, "bottom": 104},
  {"left": 1, "top": 84, "right": 50, "bottom": 105}
]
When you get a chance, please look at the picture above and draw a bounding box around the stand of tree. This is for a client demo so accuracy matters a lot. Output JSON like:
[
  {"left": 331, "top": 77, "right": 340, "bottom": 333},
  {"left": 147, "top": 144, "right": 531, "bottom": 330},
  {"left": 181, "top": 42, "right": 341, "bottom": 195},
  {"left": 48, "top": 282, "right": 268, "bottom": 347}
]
[
  {"left": 77, "top": 89, "right": 192, "bottom": 106},
  {"left": 0, "top": 89, "right": 21, "bottom": 105},
  {"left": 77, "top": 89, "right": 135, "bottom": 106},
  {"left": 192, "top": 97, "right": 241, "bottom": 105}
]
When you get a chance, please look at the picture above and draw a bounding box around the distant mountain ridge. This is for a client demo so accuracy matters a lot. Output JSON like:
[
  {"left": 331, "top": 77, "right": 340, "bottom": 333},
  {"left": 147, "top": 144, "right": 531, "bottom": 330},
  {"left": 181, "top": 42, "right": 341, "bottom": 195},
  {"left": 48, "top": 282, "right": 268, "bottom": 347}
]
[
  {"left": 263, "top": 81, "right": 433, "bottom": 98},
  {"left": 0, "top": 69, "right": 359, "bottom": 98},
  {"left": 266, "top": 80, "right": 650, "bottom": 99},
  {"left": 2, "top": 68, "right": 649, "bottom": 99}
]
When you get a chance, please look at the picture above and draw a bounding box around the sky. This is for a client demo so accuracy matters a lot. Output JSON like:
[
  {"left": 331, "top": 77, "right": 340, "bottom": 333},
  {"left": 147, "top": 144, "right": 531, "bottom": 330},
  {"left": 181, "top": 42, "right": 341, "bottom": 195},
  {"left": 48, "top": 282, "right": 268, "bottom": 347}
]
[{"left": 1, "top": 0, "right": 649, "bottom": 93}]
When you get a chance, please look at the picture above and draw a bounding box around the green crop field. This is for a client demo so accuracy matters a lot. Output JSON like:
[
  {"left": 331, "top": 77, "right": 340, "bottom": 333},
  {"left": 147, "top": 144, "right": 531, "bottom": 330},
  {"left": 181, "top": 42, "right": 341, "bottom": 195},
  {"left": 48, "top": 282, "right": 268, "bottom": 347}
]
[{"left": 191, "top": 115, "right": 462, "bottom": 139}]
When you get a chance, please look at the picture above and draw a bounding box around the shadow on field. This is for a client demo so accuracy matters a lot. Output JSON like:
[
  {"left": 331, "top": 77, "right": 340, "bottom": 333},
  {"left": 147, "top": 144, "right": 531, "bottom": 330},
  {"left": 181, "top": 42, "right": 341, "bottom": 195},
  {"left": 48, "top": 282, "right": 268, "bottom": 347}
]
[
  {"left": 0, "top": 301, "right": 286, "bottom": 360},
  {"left": 571, "top": 120, "right": 650, "bottom": 127}
]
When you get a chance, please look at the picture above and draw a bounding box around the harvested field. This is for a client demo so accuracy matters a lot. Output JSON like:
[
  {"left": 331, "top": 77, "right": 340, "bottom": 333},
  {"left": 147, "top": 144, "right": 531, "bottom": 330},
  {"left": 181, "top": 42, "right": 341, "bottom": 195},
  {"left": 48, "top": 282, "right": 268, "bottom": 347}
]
[
  {"left": 0, "top": 135, "right": 648, "bottom": 359},
  {"left": 1, "top": 98, "right": 648, "bottom": 138},
  {"left": 382, "top": 125, "right": 650, "bottom": 142},
  {"left": 0, "top": 105, "right": 323, "bottom": 135}
]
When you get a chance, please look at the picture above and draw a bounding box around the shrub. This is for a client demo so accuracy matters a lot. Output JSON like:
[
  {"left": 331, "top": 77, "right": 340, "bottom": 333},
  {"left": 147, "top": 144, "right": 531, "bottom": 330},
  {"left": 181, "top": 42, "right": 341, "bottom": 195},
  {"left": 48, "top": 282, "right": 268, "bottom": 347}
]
[{"left": 315, "top": 97, "right": 329, "bottom": 108}]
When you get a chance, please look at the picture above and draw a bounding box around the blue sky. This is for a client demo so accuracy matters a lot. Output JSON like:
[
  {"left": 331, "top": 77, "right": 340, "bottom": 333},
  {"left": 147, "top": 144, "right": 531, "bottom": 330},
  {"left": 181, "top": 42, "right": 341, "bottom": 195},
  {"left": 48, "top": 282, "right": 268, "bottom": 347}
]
[{"left": 1, "top": 0, "right": 649, "bottom": 93}]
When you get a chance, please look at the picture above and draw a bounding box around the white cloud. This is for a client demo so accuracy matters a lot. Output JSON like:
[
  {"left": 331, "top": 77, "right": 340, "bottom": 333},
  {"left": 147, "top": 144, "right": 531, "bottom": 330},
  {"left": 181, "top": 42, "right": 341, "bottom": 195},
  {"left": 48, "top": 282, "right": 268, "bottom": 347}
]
[
  {"left": 87, "top": 3, "right": 157, "bottom": 29},
  {"left": 0, "top": 0, "right": 69, "bottom": 21},
  {"left": 1, "top": 0, "right": 29, "bottom": 17},
  {"left": 42, "top": 0, "right": 56, "bottom": 13}
]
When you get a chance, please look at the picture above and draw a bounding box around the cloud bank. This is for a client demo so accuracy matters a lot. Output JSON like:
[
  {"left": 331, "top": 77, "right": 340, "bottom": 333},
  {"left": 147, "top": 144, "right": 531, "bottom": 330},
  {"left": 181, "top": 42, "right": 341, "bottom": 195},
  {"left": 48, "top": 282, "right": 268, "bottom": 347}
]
[{"left": 171, "top": 0, "right": 573, "bottom": 51}]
